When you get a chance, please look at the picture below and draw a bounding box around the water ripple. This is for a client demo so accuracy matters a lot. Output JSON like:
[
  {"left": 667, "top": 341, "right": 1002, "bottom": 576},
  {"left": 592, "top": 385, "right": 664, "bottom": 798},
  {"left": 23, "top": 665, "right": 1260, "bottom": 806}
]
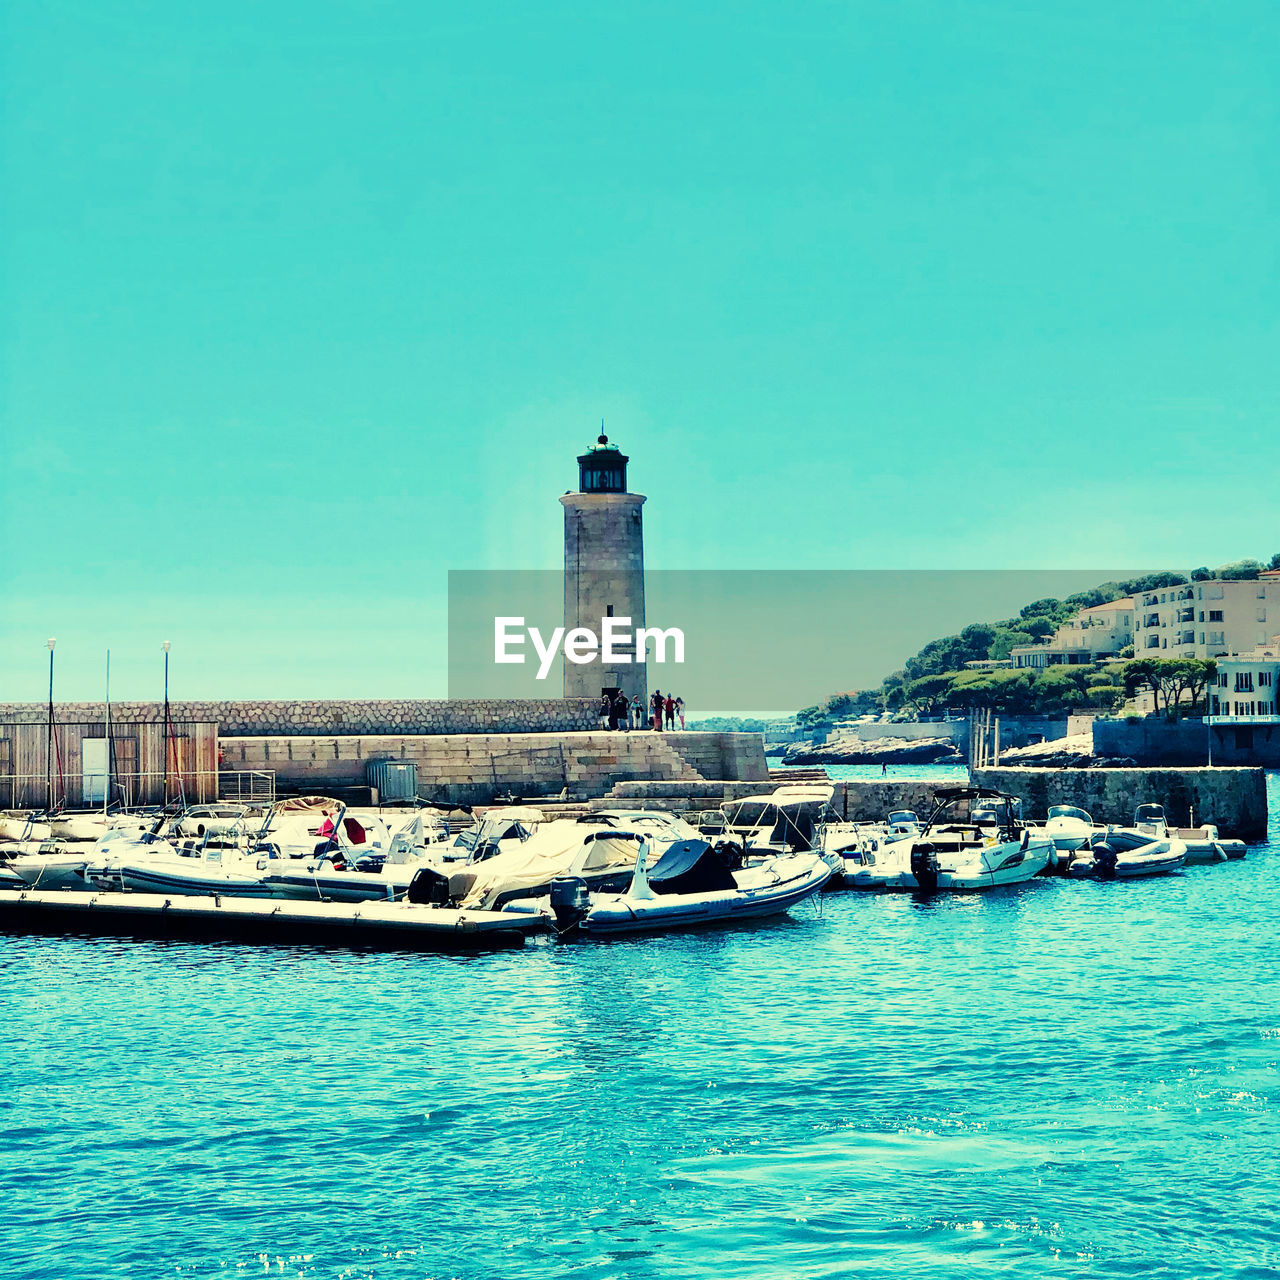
[{"left": 1, "top": 775, "right": 1278, "bottom": 1279}]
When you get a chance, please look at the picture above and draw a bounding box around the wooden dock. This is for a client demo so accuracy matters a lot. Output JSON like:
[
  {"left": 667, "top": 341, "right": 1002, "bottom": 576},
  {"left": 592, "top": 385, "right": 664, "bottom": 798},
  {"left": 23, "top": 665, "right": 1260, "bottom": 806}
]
[{"left": 0, "top": 889, "right": 542, "bottom": 951}]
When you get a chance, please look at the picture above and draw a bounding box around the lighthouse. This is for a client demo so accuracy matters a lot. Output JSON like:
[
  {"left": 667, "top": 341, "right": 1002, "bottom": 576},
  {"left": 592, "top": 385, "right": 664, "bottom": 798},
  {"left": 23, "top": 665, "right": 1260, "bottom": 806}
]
[{"left": 560, "top": 434, "right": 647, "bottom": 703}]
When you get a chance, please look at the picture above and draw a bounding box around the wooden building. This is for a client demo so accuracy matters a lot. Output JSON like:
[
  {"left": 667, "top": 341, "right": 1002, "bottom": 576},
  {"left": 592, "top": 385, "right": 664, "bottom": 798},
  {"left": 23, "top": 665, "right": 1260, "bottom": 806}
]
[{"left": 0, "top": 720, "right": 218, "bottom": 809}]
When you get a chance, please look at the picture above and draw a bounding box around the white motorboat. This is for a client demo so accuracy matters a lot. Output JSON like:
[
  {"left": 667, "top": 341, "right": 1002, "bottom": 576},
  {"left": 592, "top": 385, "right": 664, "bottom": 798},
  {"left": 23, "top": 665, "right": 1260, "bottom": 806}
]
[
  {"left": 718, "top": 784, "right": 834, "bottom": 858},
  {"left": 249, "top": 797, "right": 375, "bottom": 860},
  {"left": 0, "top": 840, "right": 93, "bottom": 891},
  {"left": 1067, "top": 804, "right": 1188, "bottom": 880},
  {"left": 172, "top": 804, "right": 254, "bottom": 839},
  {"left": 443, "top": 805, "right": 546, "bottom": 866},
  {"left": 1038, "top": 805, "right": 1103, "bottom": 854},
  {"left": 846, "top": 787, "right": 1053, "bottom": 892},
  {"left": 0, "top": 814, "right": 52, "bottom": 844},
  {"left": 259, "top": 821, "right": 451, "bottom": 903},
  {"left": 1173, "top": 823, "right": 1247, "bottom": 864},
  {"left": 47, "top": 813, "right": 112, "bottom": 842},
  {"left": 452, "top": 811, "right": 698, "bottom": 911},
  {"left": 103, "top": 842, "right": 279, "bottom": 897},
  {"left": 553, "top": 837, "right": 830, "bottom": 935},
  {"left": 884, "top": 809, "right": 922, "bottom": 841}
]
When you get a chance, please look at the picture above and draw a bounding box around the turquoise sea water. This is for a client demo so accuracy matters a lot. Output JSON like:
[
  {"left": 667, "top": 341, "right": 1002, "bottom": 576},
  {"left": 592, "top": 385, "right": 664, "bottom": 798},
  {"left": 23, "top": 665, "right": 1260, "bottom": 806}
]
[{"left": 2, "top": 775, "right": 1278, "bottom": 1280}]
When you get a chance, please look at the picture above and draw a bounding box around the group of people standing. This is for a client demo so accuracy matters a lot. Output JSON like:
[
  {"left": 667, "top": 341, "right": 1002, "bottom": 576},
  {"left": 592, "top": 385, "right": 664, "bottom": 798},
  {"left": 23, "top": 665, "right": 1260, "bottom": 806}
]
[{"left": 598, "top": 689, "right": 685, "bottom": 731}]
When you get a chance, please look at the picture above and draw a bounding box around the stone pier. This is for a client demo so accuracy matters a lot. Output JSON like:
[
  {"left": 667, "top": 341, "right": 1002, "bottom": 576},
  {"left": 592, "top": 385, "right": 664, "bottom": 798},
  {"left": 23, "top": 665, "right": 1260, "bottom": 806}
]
[{"left": 972, "top": 766, "right": 1268, "bottom": 841}]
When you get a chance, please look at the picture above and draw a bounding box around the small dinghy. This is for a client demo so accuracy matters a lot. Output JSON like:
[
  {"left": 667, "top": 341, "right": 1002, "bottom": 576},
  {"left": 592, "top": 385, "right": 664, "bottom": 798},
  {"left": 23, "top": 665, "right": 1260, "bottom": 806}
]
[
  {"left": 552, "top": 837, "right": 829, "bottom": 936},
  {"left": 1069, "top": 830, "right": 1185, "bottom": 880}
]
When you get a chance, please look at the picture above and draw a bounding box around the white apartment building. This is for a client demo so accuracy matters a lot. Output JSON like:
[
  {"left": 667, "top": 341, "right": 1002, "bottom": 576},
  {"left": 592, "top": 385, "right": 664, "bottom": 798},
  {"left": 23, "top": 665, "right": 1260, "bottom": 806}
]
[
  {"left": 1208, "top": 640, "right": 1280, "bottom": 722},
  {"left": 1011, "top": 598, "right": 1135, "bottom": 669},
  {"left": 1133, "top": 570, "right": 1280, "bottom": 659}
]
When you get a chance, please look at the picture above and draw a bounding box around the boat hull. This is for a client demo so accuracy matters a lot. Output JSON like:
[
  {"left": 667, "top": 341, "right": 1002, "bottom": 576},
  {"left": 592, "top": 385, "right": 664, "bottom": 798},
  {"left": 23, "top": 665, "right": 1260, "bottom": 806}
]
[{"left": 582, "top": 858, "right": 829, "bottom": 935}]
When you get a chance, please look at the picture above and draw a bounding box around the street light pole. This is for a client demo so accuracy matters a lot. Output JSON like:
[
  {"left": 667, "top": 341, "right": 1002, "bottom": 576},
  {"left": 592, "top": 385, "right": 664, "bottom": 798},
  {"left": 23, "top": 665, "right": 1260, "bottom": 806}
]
[
  {"left": 162, "top": 641, "right": 171, "bottom": 805},
  {"left": 46, "top": 638, "right": 56, "bottom": 811}
]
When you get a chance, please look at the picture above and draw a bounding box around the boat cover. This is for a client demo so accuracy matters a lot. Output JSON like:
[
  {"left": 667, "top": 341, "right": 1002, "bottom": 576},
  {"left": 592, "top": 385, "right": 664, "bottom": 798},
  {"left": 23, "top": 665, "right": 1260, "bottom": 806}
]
[
  {"left": 648, "top": 840, "right": 736, "bottom": 895},
  {"left": 276, "top": 796, "right": 341, "bottom": 813},
  {"left": 460, "top": 820, "right": 640, "bottom": 909}
]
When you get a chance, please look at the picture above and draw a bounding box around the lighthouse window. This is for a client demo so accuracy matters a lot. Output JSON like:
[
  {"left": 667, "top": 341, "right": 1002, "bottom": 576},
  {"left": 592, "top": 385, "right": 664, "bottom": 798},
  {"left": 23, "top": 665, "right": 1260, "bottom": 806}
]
[{"left": 581, "top": 467, "right": 623, "bottom": 492}]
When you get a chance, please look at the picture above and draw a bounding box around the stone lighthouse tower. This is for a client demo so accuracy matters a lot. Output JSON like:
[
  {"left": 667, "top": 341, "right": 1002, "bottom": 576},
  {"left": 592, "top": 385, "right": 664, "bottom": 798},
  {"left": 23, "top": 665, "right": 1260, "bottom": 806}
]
[{"left": 560, "top": 434, "right": 647, "bottom": 703}]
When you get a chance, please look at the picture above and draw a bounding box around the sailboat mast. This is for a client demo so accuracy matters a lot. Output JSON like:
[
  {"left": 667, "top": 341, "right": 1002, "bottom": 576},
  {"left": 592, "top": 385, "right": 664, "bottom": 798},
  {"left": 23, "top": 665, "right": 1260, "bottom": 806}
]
[
  {"left": 45, "top": 638, "right": 56, "bottom": 812},
  {"left": 104, "top": 649, "right": 111, "bottom": 817}
]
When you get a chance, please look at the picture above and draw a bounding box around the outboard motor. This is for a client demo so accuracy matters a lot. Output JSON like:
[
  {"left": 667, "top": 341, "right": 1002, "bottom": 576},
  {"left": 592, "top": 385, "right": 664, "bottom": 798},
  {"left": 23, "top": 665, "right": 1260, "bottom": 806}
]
[
  {"left": 1092, "top": 842, "right": 1118, "bottom": 880},
  {"left": 910, "top": 844, "right": 940, "bottom": 893},
  {"left": 406, "top": 866, "right": 452, "bottom": 906},
  {"left": 549, "top": 876, "right": 590, "bottom": 932}
]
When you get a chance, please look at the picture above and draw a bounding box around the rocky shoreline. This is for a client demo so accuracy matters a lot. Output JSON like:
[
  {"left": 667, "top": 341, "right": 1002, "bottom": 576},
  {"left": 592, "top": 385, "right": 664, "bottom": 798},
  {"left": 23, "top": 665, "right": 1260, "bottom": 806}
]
[
  {"left": 777, "top": 735, "right": 964, "bottom": 766},
  {"left": 772, "top": 731, "right": 1137, "bottom": 769}
]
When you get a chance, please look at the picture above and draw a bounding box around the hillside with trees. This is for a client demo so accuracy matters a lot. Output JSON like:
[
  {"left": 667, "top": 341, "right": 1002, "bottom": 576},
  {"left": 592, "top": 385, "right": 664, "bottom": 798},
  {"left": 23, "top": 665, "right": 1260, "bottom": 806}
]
[{"left": 795, "top": 556, "right": 1280, "bottom": 727}]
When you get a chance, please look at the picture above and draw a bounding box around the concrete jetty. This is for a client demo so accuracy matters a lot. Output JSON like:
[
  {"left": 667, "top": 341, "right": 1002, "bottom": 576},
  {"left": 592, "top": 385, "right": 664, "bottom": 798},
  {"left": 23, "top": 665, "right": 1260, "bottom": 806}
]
[{"left": 0, "top": 889, "right": 541, "bottom": 951}]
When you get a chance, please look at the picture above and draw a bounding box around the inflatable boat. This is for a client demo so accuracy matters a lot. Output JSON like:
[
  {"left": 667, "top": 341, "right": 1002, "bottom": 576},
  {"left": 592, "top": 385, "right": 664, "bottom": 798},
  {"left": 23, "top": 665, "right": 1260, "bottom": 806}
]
[{"left": 561, "top": 837, "right": 829, "bottom": 936}]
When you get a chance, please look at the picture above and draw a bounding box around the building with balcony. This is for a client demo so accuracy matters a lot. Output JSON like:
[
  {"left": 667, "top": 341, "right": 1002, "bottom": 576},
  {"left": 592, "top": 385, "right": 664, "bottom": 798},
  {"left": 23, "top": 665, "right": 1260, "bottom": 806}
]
[
  {"left": 1208, "top": 640, "right": 1280, "bottom": 722},
  {"left": 1132, "top": 570, "right": 1280, "bottom": 659},
  {"left": 1010, "top": 597, "right": 1135, "bottom": 669}
]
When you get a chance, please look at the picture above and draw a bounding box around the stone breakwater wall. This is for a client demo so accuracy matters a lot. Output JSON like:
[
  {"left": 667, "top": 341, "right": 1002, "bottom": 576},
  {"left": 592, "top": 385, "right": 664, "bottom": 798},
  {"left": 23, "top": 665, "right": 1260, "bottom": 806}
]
[
  {"left": 218, "top": 730, "right": 768, "bottom": 804},
  {"left": 973, "top": 766, "right": 1268, "bottom": 842},
  {"left": 597, "top": 779, "right": 942, "bottom": 818},
  {"left": 0, "top": 699, "right": 599, "bottom": 736}
]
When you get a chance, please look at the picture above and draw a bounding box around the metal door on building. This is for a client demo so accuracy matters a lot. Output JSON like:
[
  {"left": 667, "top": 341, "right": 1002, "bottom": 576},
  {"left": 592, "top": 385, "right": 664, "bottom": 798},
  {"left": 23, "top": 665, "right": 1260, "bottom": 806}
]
[{"left": 82, "top": 737, "right": 108, "bottom": 805}]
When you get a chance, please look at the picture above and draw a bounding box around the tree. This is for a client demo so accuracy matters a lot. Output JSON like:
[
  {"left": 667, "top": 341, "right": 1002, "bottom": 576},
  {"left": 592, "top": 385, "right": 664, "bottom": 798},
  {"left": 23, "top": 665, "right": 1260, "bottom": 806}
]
[
  {"left": 1191, "top": 566, "right": 1213, "bottom": 581},
  {"left": 1120, "top": 658, "right": 1217, "bottom": 718},
  {"left": 1271, "top": 553, "right": 1280, "bottom": 571},
  {"left": 1218, "top": 559, "right": 1262, "bottom": 581},
  {"left": 904, "top": 674, "right": 954, "bottom": 714},
  {"left": 1120, "top": 571, "right": 1188, "bottom": 594}
]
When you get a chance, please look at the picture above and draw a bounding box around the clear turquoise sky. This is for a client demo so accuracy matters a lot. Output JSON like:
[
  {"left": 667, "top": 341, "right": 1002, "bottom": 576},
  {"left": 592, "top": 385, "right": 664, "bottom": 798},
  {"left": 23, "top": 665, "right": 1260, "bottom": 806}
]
[{"left": 2, "top": 1, "right": 1277, "bottom": 702}]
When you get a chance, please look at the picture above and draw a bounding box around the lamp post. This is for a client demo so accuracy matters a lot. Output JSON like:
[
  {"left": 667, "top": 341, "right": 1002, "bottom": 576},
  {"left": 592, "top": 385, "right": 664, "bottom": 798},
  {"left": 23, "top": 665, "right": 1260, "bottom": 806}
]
[
  {"left": 162, "top": 641, "right": 171, "bottom": 804},
  {"left": 46, "top": 638, "right": 56, "bottom": 811}
]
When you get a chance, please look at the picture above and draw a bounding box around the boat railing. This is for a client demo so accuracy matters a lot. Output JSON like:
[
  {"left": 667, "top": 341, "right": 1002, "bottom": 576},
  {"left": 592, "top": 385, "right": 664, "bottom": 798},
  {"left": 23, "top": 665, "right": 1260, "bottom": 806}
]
[{"left": 0, "top": 769, "right": 276, "bottom": 809}]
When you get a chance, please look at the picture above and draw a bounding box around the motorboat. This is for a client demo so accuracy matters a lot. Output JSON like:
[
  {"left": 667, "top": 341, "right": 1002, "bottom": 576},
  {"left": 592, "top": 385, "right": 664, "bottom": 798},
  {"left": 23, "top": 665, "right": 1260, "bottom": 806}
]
[
  {"left": 884, "top": 810, "right": 922, "bottom": 841},
  {"left": 552, "top": 837, "right": 830, "bottom": 936},
  {"left": 1173, "top": 823, "right": 1247, "bottom": 864},
  {"left": 0, "top": 839, "right": 94, "bottom": 891},
  {"left": 443, "top": 805, "right": 546, "bottom": 866},
  {"left": 845, "top": 787, "right": 1053, "bottom": 892},
  {"left": 718, "top": 784, "right": 834, "bottom": 858},
  {"left": 259, "top": 818, "right": 453, "bottom": 903},
  {"left": 449, "top": 811, "right": 699, "bottom": 911},
  {"left": 97, "top": 840, "right": 280, "bottom": 897},
  {"left": 173, "top": 804, "right": 255, "bottom": 839},
  {"left": 1066, "top": 803, "right": 1191, "bottom": 879},
  {"left": 250, "top": 797, "right": 388, "bottom": 861},
  {"left": 0, "top": 813, "right": 52, "bottom": 844},
  {"left": 1132, "top": 803, "right": 1171, "bottom": 841},
  {"left": 1068, "top": 830, "right": 1185, "bottom": 879},
  {"left": 1038, "top": 805, "right": 1104, "bottom": 854}
]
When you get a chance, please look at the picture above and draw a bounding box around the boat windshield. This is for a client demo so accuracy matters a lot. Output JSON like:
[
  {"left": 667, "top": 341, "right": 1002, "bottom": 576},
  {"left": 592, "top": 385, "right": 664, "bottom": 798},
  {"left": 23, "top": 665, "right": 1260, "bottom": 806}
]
[
  {"left": 1048, "top": 805, "right": 1092, "bottom": 823},
  {"left": 1135, "top": 804, "right": 1166, "bottom": 824},
  {"left": 887, "top": 810, "right": 918, "bottom": 826}
]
